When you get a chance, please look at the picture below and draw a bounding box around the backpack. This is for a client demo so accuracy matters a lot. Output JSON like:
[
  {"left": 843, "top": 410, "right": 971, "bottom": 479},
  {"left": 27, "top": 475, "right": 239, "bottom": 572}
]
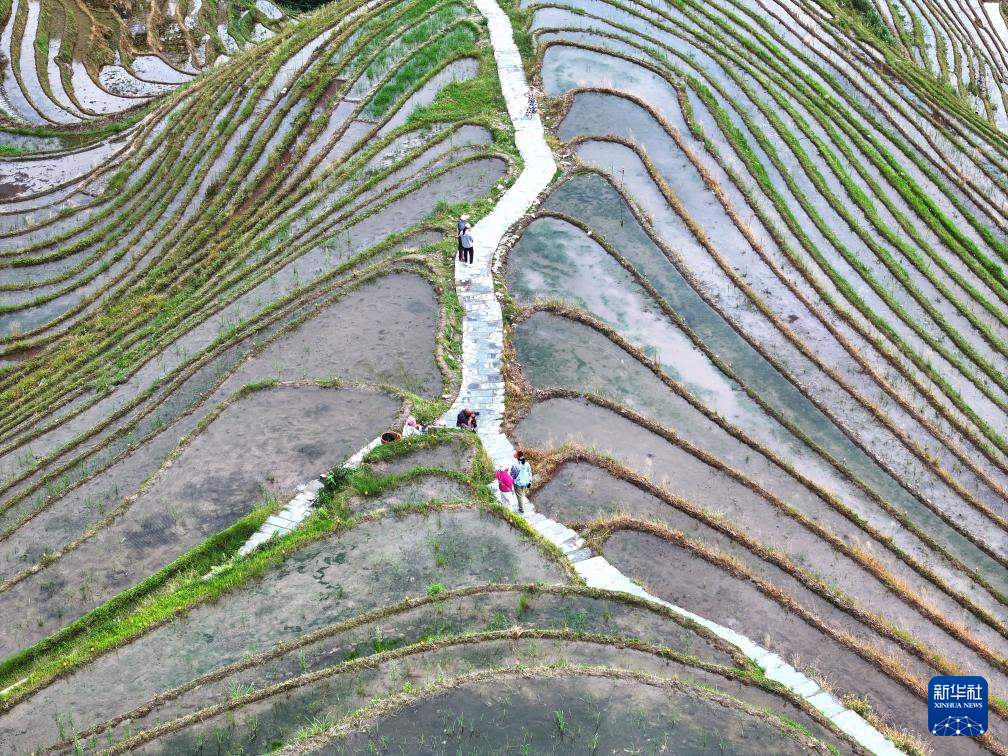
[{"left": 511, "top": 461, "right": 532, "bottom": 486}]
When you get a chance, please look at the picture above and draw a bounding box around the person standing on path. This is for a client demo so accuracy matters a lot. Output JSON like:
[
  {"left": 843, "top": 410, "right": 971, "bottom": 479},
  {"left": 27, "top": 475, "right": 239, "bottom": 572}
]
[
  {"left": 496, "top": 467, "right": 515, "bottom": 508},
  {"left": 510, "top": 451, "right": 533, "bottom": 513},
  {"left": 459, "top": 224, "right": 474, "bottom": 265},
  {"left": 456, "top": 214, "right": 469, "bottom": 258},
  {"left": 523, "top": 86, "right": 543, "bottom": 119}
]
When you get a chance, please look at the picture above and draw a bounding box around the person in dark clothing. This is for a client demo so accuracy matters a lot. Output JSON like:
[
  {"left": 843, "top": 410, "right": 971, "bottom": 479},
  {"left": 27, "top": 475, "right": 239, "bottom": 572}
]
[
  {"left": 523, "top": 86, "right": 543, "bottom": 119},
  {"left": 456, "top": 407, "right": 477, "bottom": 431},
  {"left": 459, "top": 224, "right": 474, "bottom": 264},
  {"left": 456, "top": 214, "right": 469, "bottom": 258}
]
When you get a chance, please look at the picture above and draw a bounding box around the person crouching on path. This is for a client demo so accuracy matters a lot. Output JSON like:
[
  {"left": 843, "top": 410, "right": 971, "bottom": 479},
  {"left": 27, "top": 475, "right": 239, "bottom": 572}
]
[
  {"left": 510, "top": 451, "right": 533, "bottom": 513},
  {"left": 456, "top": 407, "right": 477, "bottom": 431},
  {"left": 402, "top": 416, "right": 422, "bottom": 437},
  {"left": 459, "top": 224, "right": 474, "bottom": 265}
]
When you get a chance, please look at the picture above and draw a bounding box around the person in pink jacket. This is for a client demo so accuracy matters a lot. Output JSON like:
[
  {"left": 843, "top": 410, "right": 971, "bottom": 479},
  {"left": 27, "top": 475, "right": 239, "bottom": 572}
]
[{"left": 496, "top": 467, "right": 515, "bottom": 509}]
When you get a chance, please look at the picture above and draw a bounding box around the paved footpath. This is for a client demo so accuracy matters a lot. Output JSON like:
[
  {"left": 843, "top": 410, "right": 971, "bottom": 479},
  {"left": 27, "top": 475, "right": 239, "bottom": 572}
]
[
  {"left": 437, "top": 0, "right": 555, "bottom": 465},
  {"left": 238, "top": 3, "right": 902, "bottom": 751}
]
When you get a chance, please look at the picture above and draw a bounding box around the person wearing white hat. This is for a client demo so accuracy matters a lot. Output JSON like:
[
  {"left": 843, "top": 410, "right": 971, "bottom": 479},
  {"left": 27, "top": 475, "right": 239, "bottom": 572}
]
[
  {"left": 459, "top": 224, "right": 474, "bottom": 265},
  {"left": 456, "top": 214, "right": 470, "bottom": 259}
]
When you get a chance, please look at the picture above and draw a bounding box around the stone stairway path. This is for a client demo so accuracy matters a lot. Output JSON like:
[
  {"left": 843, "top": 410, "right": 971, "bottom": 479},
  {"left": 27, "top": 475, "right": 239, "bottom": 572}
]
[
  {"left": 438, "top": 0, "right": 555, "bottom": 446},
  {"left": 237, "top": 435, "right": 382, "bottom": 557},
  {"left": 439, "top": 2, "right": 902, "bottom": 752}
]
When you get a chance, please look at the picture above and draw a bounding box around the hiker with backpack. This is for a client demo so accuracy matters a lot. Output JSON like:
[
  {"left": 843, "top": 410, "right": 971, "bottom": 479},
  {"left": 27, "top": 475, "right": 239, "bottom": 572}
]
[{"left": 510, "top": 451, "right": 533, "bottom": 513}]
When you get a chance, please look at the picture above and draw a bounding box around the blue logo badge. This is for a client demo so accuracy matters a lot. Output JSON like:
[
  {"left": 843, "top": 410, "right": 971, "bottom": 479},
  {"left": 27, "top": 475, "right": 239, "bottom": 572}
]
[{"left": 929, "top": 676, "right": 987, "bottom": 736}]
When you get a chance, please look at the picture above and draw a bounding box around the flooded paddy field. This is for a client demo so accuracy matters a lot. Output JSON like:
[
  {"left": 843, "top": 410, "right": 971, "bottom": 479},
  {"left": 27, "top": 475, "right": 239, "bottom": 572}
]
[{"left": 494, "top": 0, "right": 1008, "bottom": 747}]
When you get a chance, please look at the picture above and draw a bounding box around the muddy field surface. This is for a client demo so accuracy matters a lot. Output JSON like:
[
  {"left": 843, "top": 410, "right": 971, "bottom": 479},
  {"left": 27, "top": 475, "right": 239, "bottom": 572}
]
[
  {"left": 219, "top": 272, "right": 444, "bottom": 397},
  {"left": 0, "top": 508, "right": 565, "bottom": 752},
  {"left": 328, "top": 674, "right": 837, "bottom": 755},
  {"left": 0, "top": 273, "right": 442, "bottom": 577},
  {"left": 0, "top": 387, "right": 402, "bottom": 656},
  {"left": 602, "top": 529, "right": 986, "bottom": 755},
  {"left": 2, "top": 589, "right": 736, "bottom": 751}
]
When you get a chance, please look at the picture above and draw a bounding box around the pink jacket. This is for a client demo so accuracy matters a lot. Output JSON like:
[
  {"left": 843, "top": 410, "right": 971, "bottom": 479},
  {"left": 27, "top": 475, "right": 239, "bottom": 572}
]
[{"left": 496, "top": 469, "right": 514, "bottom": 493}]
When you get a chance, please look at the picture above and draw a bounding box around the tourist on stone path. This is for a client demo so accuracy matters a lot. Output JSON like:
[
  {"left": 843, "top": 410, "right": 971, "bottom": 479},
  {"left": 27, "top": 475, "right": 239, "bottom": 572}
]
[
  {"left": 402, "top": 416, "right": 422, "bottom": 437},
  {"left": 456, "top": 214, "right": 469, "bottom": 257},
  {"left": 510, "top": 451, "right": 533, "bottom": 513},
  {"left": 456, "top": 407, "right": 478, "bottom": 431},
  {"left": 459, "top": 224, "right": 474, "bottom": 265},
  {"left": 495, "top": 467, "right": 515, "bottom": 508},
  {"left": 523, "top": 86, "right": 543, "bottom": 119}
]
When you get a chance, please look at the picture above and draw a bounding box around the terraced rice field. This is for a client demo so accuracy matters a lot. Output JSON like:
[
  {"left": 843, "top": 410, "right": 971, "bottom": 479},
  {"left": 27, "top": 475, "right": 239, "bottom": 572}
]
[
  {"left": 501, "top": 0, "right": 1008, "bottom": 749},
  {"left": 0, "top": 0, "right": 289, "bottom": 124},
  {"left": 0, "top": 0, "right": 1006, "bottom": 749}
]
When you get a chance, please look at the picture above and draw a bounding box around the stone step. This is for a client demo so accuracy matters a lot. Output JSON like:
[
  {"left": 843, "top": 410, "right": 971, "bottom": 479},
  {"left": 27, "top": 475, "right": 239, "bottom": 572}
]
[
  {"left": 791, "top": 678, "right": 821, "bottom": 698},
  {"left": 830, "top": 711, "right": 898, "bottom": 754},
  {"left": 574, "top": 555, "right": 610, "bottom": 577},
  {"left": 584, "top": 565, "right": 628, "bottom": 590},
  {"left": 604, "top": 576, "right": 643, "bottom": 595},
  {"left": 619, "top": 583, "right": 653, "bottom": 601},
  {"left": 532, "top": 520, "right": 568, "bottom": 541},
  {"left": 280, "top": 508, "right": 310, "bottom": 524},
  {"left": 556, "top": 535, "right": 585, "bottom": 555},
  {"left": 238, "top": 531, "right": 273, "bottom": 557},
  {"left": 806, "top": 691, "right": 845, "bottom": 719},
  {"left": 574, "top": 557, "right": 624, "bottom": 587},
  {"left": 591, "top": 569, "right": 636, "bottom": 591},
  {"left": 265, "top": 514, "right": 299, "bottom": 531},
  {"left": 541, "top": 525, "right": 581, "bottom": 548}
]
